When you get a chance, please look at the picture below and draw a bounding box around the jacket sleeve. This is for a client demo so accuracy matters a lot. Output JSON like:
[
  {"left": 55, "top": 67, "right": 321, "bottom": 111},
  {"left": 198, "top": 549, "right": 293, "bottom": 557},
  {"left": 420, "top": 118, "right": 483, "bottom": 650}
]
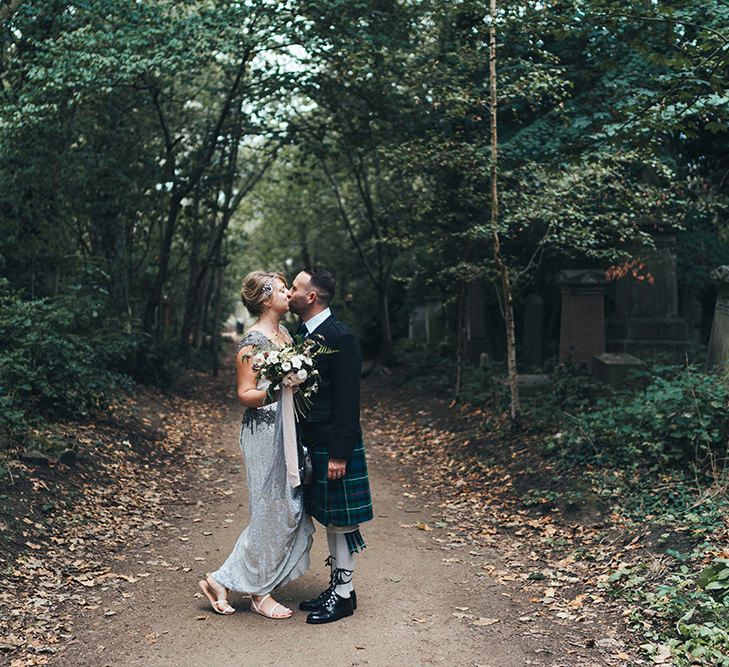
[{"left": 328, "top": 332, "right": 362, "bottom": 459}]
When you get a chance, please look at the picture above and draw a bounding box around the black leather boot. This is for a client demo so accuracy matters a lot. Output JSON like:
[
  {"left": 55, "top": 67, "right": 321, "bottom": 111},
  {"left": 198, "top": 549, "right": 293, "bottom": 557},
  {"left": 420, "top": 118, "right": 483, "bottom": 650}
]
[
  {"left": 300, "top": 587, "right": 357, "bottom": 611},
  {"left": 305, "top": 568, "right": 355, "bottom": 624},
  {"left": 305, "top": 590, "right": 354, "bottom": 624},
  {"left": 299, "top": 558, "right": 357, "bottom": 611}
]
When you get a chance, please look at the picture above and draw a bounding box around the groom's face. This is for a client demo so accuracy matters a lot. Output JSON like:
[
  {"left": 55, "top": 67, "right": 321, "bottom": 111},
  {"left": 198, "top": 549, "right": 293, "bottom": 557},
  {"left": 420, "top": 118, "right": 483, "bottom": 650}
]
[{"left": 287, "top": 271, "right": 315, "bottom": 317}]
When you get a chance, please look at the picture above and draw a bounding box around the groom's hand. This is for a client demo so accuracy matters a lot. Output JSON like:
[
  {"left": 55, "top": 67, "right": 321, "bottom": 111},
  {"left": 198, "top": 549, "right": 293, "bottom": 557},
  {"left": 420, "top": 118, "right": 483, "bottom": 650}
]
[{"left": 328, "top": 458, "right": 347, "bottom": 481}]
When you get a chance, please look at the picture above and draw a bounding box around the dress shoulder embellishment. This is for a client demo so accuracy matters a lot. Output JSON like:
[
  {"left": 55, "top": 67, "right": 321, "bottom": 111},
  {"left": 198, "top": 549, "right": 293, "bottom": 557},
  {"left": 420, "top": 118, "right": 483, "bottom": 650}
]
[{"left": 237, "top": 330, "right": 270, "bottom": 352}]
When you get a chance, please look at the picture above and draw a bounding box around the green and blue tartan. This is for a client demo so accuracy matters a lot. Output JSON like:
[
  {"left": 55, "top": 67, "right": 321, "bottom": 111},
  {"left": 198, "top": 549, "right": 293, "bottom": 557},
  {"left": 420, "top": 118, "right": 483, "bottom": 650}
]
[{"left": 304, "top": 442, "right": 374, "bottom": 529}]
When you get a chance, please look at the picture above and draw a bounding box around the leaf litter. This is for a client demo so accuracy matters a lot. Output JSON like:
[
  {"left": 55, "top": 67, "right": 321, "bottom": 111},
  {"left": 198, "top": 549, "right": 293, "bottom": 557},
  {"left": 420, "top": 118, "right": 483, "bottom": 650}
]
[
  {"left": 361, "top": 371, "right": 653, "bottom": 666},
  {"left": 0, "top": 361, "right": 686, "bottom": 666},
  {"left": 0, "top": 370, "right": 228, "bottom": 666}
]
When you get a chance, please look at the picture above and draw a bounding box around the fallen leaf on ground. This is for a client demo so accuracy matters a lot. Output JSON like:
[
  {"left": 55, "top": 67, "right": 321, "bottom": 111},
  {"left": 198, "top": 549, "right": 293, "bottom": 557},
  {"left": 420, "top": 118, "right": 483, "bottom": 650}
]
[{"left": 471, "top": 617, "right": 499, "bottom": 627}]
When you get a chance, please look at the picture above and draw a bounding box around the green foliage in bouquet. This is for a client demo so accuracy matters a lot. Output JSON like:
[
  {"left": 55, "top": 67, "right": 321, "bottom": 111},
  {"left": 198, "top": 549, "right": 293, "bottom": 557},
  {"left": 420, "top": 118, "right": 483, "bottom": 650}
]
[{"left": 246, "top": 335, "right": 335, "bottom": 418}]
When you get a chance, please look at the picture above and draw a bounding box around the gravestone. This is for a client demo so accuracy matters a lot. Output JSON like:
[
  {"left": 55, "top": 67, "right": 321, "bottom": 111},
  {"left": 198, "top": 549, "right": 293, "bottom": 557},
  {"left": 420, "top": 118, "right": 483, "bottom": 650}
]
[
  {"left": 408, "top": 305, "right": 427, "bottom": 343},
  {"left": 409, "top": 300, "right": 444, "bottom": 345},
  {"left": 591, "top": 352, "right": 645, "bottom": 389},
  {"left": 498, "top": 373, "right": 551, "bottom": 398},
  {"left": 706, "top": 265, "right": 729, "bottom": 373},
  {"left": 558, "top": 270, "right": 607, "bottom": 365},
  {"left": 608, "top": 223, "right": 688, "bottom": 357},
  {"left": 466, "top": 279, "right": 492, "bottom": 360},
  {"left": 425, "top": 299, "right": 445, "bottom": 345},
  {"left": 521, "top": 293, "right": 544, "bottom": 369}
]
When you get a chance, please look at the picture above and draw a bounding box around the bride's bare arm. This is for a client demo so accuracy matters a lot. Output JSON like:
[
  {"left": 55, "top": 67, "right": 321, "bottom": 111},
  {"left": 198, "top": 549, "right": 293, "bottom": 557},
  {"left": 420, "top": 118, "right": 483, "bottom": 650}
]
[{"left": 236, "top": 345, "right": 269, "bottom": 408}]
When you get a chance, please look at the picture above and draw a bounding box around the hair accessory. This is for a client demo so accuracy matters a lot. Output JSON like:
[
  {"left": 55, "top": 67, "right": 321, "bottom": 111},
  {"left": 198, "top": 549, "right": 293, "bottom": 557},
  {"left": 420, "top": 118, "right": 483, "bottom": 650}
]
[{"left": 262, "top": 277, "right": 274, "bottom": 297}]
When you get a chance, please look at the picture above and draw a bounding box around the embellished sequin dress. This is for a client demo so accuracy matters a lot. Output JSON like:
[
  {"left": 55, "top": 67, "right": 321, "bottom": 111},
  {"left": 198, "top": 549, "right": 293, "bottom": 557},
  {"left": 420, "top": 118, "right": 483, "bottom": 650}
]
[{"left": 212, "top": 330, "right": 314, "bottom": 595}]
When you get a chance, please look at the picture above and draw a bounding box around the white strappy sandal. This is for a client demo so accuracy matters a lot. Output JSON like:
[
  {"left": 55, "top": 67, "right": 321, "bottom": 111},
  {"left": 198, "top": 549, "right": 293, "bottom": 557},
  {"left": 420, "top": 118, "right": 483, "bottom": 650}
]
[
  {"left": 198, "top": 578, "right": 235, "bottom": 615},
  {"left": 250, "top": 593, "right": 293, "bottom": 619}
]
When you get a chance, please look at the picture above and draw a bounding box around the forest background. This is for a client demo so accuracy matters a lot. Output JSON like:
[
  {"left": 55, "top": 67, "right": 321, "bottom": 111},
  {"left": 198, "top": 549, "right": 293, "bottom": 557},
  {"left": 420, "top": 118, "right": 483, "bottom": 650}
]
[{"left": 1, "top": 1, "right": 729, "bottom": 665}]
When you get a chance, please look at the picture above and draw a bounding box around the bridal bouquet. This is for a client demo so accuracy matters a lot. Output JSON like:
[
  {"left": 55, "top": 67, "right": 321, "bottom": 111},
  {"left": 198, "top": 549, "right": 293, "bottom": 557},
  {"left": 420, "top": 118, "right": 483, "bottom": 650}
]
[{"left": 249, "top": 336, "right": 333, "bottom": 416}]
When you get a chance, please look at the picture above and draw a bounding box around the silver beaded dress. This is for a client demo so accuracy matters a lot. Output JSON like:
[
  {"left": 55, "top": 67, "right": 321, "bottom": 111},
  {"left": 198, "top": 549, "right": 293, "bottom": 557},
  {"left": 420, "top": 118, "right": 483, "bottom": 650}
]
[{"left": 212, "top": 330, "right": 314, "bottom": 595}]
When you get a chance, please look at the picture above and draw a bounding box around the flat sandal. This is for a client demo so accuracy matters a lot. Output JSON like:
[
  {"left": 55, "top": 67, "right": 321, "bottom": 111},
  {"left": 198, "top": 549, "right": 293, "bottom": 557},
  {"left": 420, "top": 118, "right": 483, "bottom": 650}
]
[{"left": 250, "top": 593, "right": 292, "bottom": 619}]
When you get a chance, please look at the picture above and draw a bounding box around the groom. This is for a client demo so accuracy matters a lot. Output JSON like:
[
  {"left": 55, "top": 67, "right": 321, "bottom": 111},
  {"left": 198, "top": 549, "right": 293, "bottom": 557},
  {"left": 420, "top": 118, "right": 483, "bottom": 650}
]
[{"left": 287, "top": 267, "right": 373, "bottom": 624}]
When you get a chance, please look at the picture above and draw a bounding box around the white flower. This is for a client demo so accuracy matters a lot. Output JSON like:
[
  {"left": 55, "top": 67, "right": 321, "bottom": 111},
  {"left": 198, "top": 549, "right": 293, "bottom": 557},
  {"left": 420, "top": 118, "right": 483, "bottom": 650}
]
[
  {"left": 291, "top": 356, "right": 303, "bottom": 369},
  {"left": 253, "top": 352, "right": 265, "bottom": 365},
  {"left": 296, "top": 369, "right": 308, "bottom": 381},
  {"left": 268, "top": 351, "right": 279, "bottom": 363},
  {"left": 282, "top": 372, "right": 304, "bottom": 386},
  {"left": 304, "top": 357, "right": 313, "bottom": 366},
  {"left": 281, "top": 361, "right": 292, "bottom": 372}
]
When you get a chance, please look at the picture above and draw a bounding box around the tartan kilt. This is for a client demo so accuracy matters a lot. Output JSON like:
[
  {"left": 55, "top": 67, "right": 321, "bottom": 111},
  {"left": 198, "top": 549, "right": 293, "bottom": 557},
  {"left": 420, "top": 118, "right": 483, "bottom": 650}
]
[{"left": 303, "top": 442, "right": 374, "bottom": 527}]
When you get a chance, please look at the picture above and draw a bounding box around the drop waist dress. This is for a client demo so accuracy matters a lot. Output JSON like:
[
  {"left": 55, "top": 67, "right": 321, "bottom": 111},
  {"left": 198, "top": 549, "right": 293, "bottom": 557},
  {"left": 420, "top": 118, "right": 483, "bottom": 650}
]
[{"left": 212, "top": 330, "right": 314, "bottom": 595}]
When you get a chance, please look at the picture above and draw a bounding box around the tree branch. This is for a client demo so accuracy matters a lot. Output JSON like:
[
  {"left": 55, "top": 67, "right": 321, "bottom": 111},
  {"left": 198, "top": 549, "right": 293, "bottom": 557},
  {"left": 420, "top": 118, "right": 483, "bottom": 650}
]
[
  {"left": 319, "top": 157, "right": 379, "bottom": 287},
  {"left": 0, "top": 0, "right": 22, "bottom": 22},
  {"left": 592, "top": 12, "right": 728, "bottom": 44}
]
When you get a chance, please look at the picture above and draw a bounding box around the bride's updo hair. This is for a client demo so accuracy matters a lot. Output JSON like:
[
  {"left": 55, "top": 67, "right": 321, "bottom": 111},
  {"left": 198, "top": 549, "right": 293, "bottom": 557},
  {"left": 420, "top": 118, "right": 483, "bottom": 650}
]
[{"left": 240, "top": 271, "right": 287, "bottom": 316}]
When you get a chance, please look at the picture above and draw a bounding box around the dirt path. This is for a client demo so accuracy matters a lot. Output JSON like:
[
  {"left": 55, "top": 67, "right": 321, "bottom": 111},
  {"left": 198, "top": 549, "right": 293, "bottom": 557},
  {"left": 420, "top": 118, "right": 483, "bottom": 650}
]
[{"left": 39, "top": 380, "right": 609, "bottom": 667}]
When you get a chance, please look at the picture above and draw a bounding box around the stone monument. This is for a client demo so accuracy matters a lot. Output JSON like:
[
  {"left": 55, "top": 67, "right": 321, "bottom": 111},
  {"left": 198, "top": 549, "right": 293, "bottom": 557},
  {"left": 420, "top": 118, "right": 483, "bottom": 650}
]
[
  {"left": 408, "top": 299, "right": 444, "bottom": 346},
  {"left": 706, "top": 265, "right": 729, "bottom": 373},
  {"left": 465, "top": 279, "right": 493, "bottom": 360},
  {"left": 521, "top": 293, "right": 544, "bottom": 369},
  {"left": 591, "top": 352, "right": 645, "bottom": 389},
  {"left": 557, "top": 270, "right": 607, "bottom": 365},
  {"left": 607, "top": 222, "right": 688, "bottom": 357}
]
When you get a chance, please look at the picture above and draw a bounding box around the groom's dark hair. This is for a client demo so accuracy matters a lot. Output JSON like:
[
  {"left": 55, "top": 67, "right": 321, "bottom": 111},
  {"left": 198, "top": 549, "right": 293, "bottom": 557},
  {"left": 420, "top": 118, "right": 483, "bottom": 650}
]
[{"left": 304, "top": 266, "right": 335, "bottom": 306}]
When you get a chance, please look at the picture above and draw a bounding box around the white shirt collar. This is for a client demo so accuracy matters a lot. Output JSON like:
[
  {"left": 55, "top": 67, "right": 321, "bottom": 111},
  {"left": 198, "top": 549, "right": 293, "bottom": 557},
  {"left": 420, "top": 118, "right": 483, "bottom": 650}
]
[{"left": 303, "top": 308, "right": 332, "bottom": 334}]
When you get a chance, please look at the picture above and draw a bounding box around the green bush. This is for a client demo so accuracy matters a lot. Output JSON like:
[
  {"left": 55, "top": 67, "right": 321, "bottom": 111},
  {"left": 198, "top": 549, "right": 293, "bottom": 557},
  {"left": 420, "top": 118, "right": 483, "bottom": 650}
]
[
  {"left": 550, "top": 365, "right": 729, "bottom": 468},
  {"left": 393, "top": 339, "right": 499, "bottom": 405},
  {"left": 608, "top": 556, "right": 729, "bottom": 666},
  {"left": 0, "top": 280, "right": 137, "bottom": 443}
]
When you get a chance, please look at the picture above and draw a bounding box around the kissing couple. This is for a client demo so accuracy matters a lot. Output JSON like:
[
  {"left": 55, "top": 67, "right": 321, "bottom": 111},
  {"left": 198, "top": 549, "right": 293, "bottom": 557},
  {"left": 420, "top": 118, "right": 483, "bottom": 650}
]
[{"left": 198, "top": 267, "right": 373, "bottom": 624}]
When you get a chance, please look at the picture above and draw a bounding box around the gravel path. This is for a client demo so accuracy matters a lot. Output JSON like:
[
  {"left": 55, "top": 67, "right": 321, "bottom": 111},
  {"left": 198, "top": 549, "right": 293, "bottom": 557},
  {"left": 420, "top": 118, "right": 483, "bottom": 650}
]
[{"left": 45, "top": 380, "right": 605, "bottom": 667}]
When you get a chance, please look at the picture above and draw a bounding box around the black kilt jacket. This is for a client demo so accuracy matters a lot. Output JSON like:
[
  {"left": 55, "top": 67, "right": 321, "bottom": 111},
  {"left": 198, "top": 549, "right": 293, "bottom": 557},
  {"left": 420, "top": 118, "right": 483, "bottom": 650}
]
[
  {"left": 299, "top": 314, "right": 362, "bottom": 460},
  {"left": 298, "top": 314, "right": 373, "bottom": 527}
]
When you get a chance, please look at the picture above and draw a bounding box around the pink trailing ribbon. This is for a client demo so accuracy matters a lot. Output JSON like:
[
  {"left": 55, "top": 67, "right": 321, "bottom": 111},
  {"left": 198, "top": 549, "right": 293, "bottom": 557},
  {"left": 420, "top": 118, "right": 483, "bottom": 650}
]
[{"left": 280, "top": 386, "right": 301, "bottom": 488}]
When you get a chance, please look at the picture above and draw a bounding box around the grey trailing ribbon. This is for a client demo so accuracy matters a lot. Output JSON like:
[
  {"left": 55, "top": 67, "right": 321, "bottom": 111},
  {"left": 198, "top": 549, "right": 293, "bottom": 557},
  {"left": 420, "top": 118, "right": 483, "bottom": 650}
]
[{"left": 280, "top": 386, "right": 301, "bottom": 488}]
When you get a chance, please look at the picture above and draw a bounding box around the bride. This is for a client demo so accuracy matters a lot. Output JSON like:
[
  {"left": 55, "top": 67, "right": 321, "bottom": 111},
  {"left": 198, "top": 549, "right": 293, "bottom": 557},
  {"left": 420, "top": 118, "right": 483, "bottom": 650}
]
[{"left": 199, "top": 271, "right": 314, "bottom": 619}]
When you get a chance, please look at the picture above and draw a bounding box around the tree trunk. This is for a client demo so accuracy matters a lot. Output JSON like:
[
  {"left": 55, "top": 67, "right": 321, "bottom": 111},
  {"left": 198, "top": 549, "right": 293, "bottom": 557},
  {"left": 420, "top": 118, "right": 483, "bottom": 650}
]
[
  {"left": 298, "top": 217, "right": 312, "bottom": 267},
  {"left": 142, "top": 53, "right": 250, "bottom": 343},
  {"left": 195, "top": 268, "right": 214, "bottom": 350},
  {"left": 180, "top": 231, "right": 202, "bottom": 354},
  {"left": 0, "top": 0, "right": 22, "bottom": 21},
  {"left": 378, "top": 284, "right": 393, "bottom": 364},
  {"left": 142, "top": 199, "right": 181, "bottom": 339},
  {"left": 211, "top": 258, "right": 225, "bottom": 377},
  {"left": 489, "top": 0, "right": 520, "bottom": 422},
  {"left": 97, "top": 217, "right": 132, "bottom": 319},
  {"left": 455, "top": 281, "right": 466, "bottom": 401},
  {"left": 180, "top": 190, "right": 204, "bottom": 356}
]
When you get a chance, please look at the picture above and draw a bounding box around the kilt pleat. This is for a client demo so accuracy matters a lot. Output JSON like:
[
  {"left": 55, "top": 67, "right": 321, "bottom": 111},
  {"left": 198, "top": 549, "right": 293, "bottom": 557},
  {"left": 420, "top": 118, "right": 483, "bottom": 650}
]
[{"left": 304, "top": 442, "right": 374, "bottom": 527}]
